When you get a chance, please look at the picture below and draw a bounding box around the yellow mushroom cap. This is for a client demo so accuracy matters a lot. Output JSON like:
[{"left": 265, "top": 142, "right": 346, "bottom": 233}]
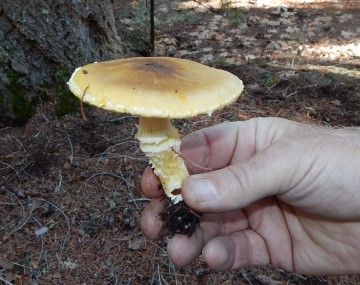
[{"left": 67, "top": 57, "right": 244, "bottom": 118}]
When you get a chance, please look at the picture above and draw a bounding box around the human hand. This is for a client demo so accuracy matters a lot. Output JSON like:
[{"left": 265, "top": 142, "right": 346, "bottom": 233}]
[{"left": 140, "top": 117, "right": 360, "bottom": 275}]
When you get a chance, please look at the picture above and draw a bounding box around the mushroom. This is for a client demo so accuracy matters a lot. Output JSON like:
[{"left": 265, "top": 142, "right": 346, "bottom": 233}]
[{"left": 67, "top": 57, "right": 243, "bottom": 234}]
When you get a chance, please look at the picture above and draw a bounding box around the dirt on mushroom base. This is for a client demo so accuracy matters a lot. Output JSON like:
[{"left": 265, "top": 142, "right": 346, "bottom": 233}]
[{"left": 1, "top": 0, "right": 360, "bottom": 284}]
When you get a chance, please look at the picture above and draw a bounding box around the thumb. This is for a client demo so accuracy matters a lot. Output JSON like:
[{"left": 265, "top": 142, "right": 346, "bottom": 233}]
[{"left": 181, "top": 144, "right": 303, "bottom": 212}]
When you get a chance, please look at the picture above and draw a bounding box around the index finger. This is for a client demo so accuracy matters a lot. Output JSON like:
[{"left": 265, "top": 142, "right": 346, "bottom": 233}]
[{"left": 180, "top": 120, "right": 255, "bottom": 174}]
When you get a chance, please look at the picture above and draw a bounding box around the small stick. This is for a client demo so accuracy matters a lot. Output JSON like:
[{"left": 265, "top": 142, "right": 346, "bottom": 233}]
[
  {"left": 171, "top": 148, "right": 213, "bottom": 172},
  {"left": 80, "top": 85, "right": 90, "bottom": 121},
  {"left": 0, "top": 275, "right": 13, "bottom": 285}
]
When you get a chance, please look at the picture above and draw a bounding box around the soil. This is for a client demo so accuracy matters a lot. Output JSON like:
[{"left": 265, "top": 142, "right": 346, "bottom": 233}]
[{"left": 1, "top": 0, "right": 360, "bottom": 284}]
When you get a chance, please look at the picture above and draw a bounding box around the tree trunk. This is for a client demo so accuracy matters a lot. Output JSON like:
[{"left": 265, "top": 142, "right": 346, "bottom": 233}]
[{"left": 0, "top": 0, "right": 148, "bottom": 126}]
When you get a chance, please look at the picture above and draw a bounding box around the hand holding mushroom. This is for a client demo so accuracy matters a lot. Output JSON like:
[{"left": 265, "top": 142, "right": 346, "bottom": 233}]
[
  {"left": 68, "top": 57, "right": 243, "bottom": 235},
  {"left": 140, "top": 117, "right": 360, "bottom": 275}
]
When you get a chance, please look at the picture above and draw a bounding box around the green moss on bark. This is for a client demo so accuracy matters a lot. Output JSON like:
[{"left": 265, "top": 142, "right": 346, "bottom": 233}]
[
  {"left": 5, "top": 72, "right": 34, "bottom": 125},
  {"left": 53, "top": 69, "right": 80, "bottom": 117}
]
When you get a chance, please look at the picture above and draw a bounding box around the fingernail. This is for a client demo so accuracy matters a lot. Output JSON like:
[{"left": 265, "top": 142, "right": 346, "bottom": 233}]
[{"left": 187, "top": 176, "right": 218, "bottom": 202}]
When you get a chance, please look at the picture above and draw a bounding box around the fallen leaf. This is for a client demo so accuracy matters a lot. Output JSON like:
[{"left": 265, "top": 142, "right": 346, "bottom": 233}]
[
  {"left": 15, "top": 275, "right": 29, "bottom": 285},
  {"left": 5, "top": 153, "right": 15, "bottom": 159},
  {"left": 63, "top": 162, "right": 71, "bottom": 169},
  {"left": 31, "top": 259, "right": 40, "bottom": 269}
]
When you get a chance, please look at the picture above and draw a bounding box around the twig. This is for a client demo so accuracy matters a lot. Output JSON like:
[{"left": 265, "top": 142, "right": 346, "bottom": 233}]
[
  {"left": 86, "top": 172, "right": 128, "bottom": 183},
  {"left": 54, "top": 174, "right": 63, "bottom": 194},
  {"left": 56, "top": 130, "right": 74, "bottom": 164},
  {"left": 86, "top": 171, "right": 141, "bottom": 209},
  {"left": 0, "top": 160, "right": 21, "bottom": 182},
  {"left": 3, "top": 199, "right": 35, "bottom": 241},
  {"left": 240, "top": 269, "right": 253, "bottom": 285},
  {"left": 97, "top": 128, "right": 136, "bottom": 145},
  {"left": 80, "top": 85, "right": 90, "bottom": 121},
  {"left": 11, "top": 135, "right": 26, "bottom": 152},
  {"left": 286, "top": 84, "right": 318, "bottom": 98},
  {"left": 97, "top": 141, "right": 139, "bottom": 162},
  {"left": 169, "top": 260, "right": 179, "bottom": 285},
  {"left": 0, "top": 202, "right": 17, "bottom": 206},
  {"left": 128, "top": 198, "right": 151, "bottom": 203},
  {"left": 107, "top": 115, "right": 137, "bottom": 124},
  {"left": 35, "top": 199, "right": 71, "bottom": 254},
  {"left": 150, "top": 245, "right": 158, "bottom": 285},
  {"left": 65, "top": 133, "right": 74, "bottom": 164},
  {"left": 117, "top": 168, "right": 140, "bottom": 211},
  {"left": 157, "top": 264, "right": 162, "bottom": 285},
  {"left": 150, "top": 241, "right": 168, "bottom": 257},
  {"left": 2, "top": 187, "right": 25, "bottom": 217},
  {"left": 0, "top": 274, "right": 13, "bottom": 285},
  {"left": 171, "top": 148, "right": 213, "bottom": 172}
]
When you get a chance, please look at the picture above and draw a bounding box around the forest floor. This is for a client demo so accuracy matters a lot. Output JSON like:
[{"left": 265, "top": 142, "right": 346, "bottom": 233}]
[{"left": 1, "top": 0, "right": 360, "bottom": 284}]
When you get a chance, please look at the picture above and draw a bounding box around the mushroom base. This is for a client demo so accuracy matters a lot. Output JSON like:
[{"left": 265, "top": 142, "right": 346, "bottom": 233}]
[
  {"left": 136, "top": 117, "right": 189, "bottom": 203},
  {"left": 159, "top": 197, "right": 201, "bottom": 237}
]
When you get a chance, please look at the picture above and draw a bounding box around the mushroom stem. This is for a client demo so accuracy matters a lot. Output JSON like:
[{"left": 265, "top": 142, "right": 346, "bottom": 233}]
[{"left": 136, "top": 117, "right": 189, "bottom": 204}]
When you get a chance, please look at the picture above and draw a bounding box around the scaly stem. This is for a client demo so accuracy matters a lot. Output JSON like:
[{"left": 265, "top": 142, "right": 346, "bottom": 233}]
[{"left": 135, "top": 117, "right": 189, "bottom": 203}]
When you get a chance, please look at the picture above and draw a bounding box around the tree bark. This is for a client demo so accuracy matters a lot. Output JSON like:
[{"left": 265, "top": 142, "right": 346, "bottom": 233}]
[{"left": 0, "top": 0, "right": 145, "bottom": 126}]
